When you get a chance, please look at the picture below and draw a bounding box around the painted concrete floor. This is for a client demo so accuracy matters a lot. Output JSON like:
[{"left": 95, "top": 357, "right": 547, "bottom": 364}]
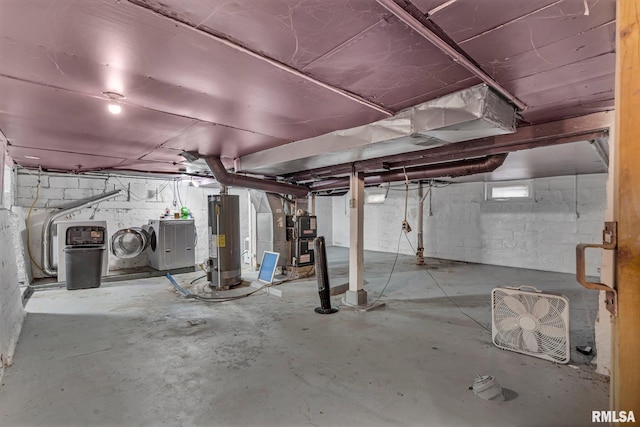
[{"left": 1, "top": 248, "right": 608, "bottom": 426}]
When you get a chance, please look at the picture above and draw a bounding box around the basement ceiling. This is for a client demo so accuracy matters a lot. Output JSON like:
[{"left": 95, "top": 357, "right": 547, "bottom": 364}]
[
  {"left": 452, "top": 140, "right": 609, "bottom": 183},
  {"left": 0, "top": 0, "right": 615, "bottom": 179}
]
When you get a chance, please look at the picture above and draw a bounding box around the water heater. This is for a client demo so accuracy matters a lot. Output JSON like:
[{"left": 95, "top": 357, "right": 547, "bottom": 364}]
[{"left": 208, "top": 194, "right": 242, "bottom": 289}]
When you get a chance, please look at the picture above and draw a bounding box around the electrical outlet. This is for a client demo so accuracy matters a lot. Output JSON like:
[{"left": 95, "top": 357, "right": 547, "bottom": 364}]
[{"left": 402, "top": 220, "right": 412, "bottom": 233}]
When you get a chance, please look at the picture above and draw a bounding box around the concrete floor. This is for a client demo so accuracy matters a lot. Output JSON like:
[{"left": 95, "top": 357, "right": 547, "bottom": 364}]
[{"left": 1, "top": 248, "right": 608, "bottom": 426}]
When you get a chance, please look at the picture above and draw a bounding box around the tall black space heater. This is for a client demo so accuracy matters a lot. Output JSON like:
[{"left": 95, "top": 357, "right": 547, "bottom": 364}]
[{"left": 313, "top": 236, "right": 338, "bottom": 314}]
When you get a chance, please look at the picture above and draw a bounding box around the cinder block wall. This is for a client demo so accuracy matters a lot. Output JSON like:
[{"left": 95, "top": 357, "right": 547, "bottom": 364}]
[
  {"left": 314, "top": 196, "right": 333, "bottom": 245},
  {"left": 0, "top": 209, "right": 26, "bottom": 382},
  {"left": 332, "top": 174, "right": 607, "bottom": 275},
  {"left": 16, "top": 171, "right": 249, "bottom": 279}
]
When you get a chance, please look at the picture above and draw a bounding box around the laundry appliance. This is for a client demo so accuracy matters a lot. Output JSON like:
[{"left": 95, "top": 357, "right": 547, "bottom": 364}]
[
  {"left": 146, "top": 219, "right": 196, "bottom": 270},
  {"left": 55, "top": 220, "right": 109, "bottom": 282}
]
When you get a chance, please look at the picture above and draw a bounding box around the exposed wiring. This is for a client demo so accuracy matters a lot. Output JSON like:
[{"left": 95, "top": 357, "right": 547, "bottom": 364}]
[
  {"left": 190, "top": 275, "right": 207, "bottom": 284},
  {"left": 166, "top": 273, "right": 287, "bottom": 303},
  {"left": 385, "top": 179, "right": 453, "bottom": 192},
  {"left": 382, "top": 183, "right": 390, "bottom": 199},
  {"left": 346, "top": 227, "right": 403, "bottom": 310},
  {"left": 424, "top": 269, "right": 491, "bottom": 333},
  {"left": 404, "top": 232, "right": 416, "bottom": 253},
  {"left": 420, "top": 186, "right": 431, "bottom": 204},
  {"left": 26, "top": 180, "right": 44, "bottom": 272},
  {"left": 432, "top": 182, "right": 453, "bottom": 188},
  {"left": 109, "top": 175, "right": 172, "bottom": 202},
  {"left": 89, "top": 177, "right": 109, "bottom": 219},
  {"left": 428, "top": 182, "right": 433, "bottom": 216},
  {"left": 403, "top": 167, "right": 409, "bottom": 225}
]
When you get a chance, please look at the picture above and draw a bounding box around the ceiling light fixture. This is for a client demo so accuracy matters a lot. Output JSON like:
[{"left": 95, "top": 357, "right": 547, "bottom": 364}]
[
  {"left": 24, "top": 155, "right": 41, "bottom": 160},
  {"left": 103, "top": 91, "right": 125, "bottom": 115},
  {"left": 107, "top": 103, "right": 122, "bottom": 115}
]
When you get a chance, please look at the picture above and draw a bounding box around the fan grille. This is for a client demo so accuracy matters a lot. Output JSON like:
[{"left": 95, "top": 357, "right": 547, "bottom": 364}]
[{"left": 492, "top": 288, "right": 570, "bottom": 363}]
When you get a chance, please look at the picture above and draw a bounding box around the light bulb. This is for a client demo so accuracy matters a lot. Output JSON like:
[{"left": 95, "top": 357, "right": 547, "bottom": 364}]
[{"left": 108, "top": 103, "right": 122, "bottom": 114}]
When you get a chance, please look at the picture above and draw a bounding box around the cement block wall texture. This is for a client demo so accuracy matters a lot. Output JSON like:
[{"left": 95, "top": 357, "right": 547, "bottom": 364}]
[
  {"left": 314, "top": 196, "right": 333, "bottom": 245},
  {"left": 3, "top": 165, "right": 15, "bottom": 210},
  {"left": 17, "top": 172, "right": 249, "bottom": 279},
  {"left": 332, "top": 174, "right": 607, "bottom": 275},
  {"left": 0, "top": 209, "right": 26, "bottom": 382}
]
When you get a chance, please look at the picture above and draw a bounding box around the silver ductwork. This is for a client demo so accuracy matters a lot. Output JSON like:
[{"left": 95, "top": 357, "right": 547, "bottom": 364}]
[
  {"left": 309, "top": 154, "right": 507, "bottom": 191},
  {"left": 238, "top": 84, "right": 517, "bottom": 176},
  {"left": 41, "top": 189, "right": 122, "bottom": 276},
  {"left": 204, "top": 156, "right": 309, "bottom": 198},
  {"left": 375, "top": 0, "right": 526, "bottom": 111},
  {"left": 249, "top": 190, "right": 291, "bottom": 268}
]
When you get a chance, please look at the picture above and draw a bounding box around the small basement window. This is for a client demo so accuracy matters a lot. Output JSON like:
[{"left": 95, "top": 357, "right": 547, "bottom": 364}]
[{"left": 485, "top": 181, "right": 533, "bottom": 201}]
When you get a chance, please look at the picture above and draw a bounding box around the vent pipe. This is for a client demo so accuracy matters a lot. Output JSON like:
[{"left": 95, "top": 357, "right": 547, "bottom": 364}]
[
  {"left": 204, "top": 156, "right": 309, "bottom": 198},
  {"left": 41, "top": 189, "right": 122, "bottom": 276},
  {"left": 309, "top": 154, "right": 507, "bottom": 192}
]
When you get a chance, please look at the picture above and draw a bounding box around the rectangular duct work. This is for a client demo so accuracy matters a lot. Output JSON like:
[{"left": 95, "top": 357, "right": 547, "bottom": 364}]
[{"left": 238, "top": 84, "right": 517, "bottom": 176}]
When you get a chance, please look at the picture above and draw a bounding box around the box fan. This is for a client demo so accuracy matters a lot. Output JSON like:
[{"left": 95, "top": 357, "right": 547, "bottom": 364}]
[{"left": 491, "top": 286, "right": 570, "bottom": 364}]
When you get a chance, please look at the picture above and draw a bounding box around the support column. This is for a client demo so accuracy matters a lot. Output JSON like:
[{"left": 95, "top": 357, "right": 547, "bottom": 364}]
[
  {"left": 346, "top": 169, "right": 367, "bottom": 306},
  {"left": 613, "top": 0, "right": 640, "bottom": 414},
  {"left": 416, "top": 182, "right": 425, "bottom": 265}
]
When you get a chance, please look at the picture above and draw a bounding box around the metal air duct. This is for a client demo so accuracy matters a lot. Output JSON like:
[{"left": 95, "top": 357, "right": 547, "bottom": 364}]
[
  {"left": 238, "top": 84, "right": 517, "bottom": 176},
  {"left": 249, "top": 190, "right": 291, "bottom": 268},
  {"left": 41, "top": 189, "right": 122, "bottom": 276},
  {"left": 204, "top": 156, "right": 309, "bottom": 198},
  {"left": 375, "top": 0, "right": 526, "bottom": 111}
]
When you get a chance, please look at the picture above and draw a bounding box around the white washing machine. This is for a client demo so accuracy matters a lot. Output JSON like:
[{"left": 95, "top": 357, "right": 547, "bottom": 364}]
[
  {"left": 55, "top": 220, "right": 109, "bottom": 282},
  {"left": 146, "top": 219, "right": 195, "bottom": 270}
]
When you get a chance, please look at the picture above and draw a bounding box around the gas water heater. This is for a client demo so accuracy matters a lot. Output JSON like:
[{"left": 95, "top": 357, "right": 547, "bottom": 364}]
[{"left": 208, "top": 193, "right": 242, "bottom": 289}]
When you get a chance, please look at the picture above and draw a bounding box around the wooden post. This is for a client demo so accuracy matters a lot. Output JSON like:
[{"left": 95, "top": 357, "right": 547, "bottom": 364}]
[{"left": 613, "top": 0, "right": 640, "bottom": 415}]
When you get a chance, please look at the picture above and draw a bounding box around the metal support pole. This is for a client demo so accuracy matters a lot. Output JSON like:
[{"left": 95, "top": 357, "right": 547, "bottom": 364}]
[{"left": 416, "top": 182, "right": 425, "bottom": 265}]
